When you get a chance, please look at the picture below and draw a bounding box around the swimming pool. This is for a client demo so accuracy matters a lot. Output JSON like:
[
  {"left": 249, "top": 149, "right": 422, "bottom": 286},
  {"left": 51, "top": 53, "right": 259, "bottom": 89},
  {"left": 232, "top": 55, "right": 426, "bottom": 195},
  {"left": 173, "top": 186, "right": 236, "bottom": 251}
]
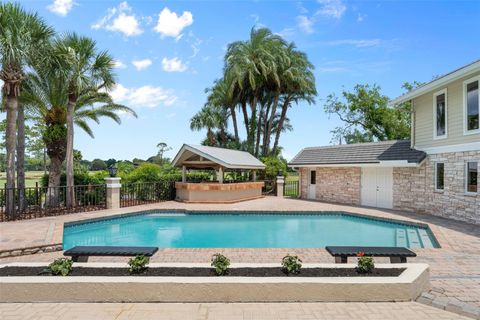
[{"left": 63, "top": 212, "right": 439, "bottom": 250}]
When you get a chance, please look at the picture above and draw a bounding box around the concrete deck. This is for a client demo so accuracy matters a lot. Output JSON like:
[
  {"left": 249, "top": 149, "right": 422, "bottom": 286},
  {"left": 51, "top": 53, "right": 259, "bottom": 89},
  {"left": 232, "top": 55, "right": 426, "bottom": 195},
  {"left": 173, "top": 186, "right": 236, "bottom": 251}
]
[{"left": 0, "top": 197, "right": 479, "bottom": 318}]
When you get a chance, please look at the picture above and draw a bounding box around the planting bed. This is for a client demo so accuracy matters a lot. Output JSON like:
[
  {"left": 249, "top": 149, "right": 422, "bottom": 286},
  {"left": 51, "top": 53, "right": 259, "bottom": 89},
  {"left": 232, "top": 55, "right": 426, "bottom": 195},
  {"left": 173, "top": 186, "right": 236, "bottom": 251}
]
[{"left": 0, "top": 266, "right": 405, "bottom": 277}]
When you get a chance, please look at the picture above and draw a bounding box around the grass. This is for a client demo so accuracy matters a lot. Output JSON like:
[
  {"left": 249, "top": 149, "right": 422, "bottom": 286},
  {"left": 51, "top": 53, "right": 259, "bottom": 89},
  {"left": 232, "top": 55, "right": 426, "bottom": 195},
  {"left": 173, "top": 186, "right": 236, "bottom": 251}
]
[{"left": 0, "top": 171, "right": 44, "bottom": 188}]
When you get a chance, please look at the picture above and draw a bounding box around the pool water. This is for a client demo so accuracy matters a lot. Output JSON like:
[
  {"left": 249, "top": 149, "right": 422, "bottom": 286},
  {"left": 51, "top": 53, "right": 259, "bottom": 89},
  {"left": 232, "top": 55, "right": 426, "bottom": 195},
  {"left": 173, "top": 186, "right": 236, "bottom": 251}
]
[{"left": 63, "top": 212, "right": 439, "bottom": 250}]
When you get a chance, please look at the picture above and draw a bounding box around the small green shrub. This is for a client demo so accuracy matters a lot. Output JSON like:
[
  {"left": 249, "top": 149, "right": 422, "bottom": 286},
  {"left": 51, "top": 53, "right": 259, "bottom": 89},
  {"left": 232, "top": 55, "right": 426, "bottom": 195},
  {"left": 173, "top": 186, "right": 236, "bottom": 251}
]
[
  {"left": 128, "top": 255, "right": 150, "bottom": 274},
  {"left": 48, "top": 258, "right": 73, "bottom": 276},
  {"left": 281, "top": 254, "right": 302, "bottom": 275},
  {"left": 211, "top": 253, "right": 230, "bottom": 276},
  {"left": 356, "top": 252, "right": 375, "bottom": 274}
]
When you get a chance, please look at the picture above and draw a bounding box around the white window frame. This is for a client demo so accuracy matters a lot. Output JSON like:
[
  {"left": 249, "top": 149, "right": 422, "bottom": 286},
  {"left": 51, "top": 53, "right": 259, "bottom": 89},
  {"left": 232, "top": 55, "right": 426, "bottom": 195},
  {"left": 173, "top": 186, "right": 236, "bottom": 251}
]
[
  {"left": 465, "top": 161, "right": 478, "bottom": 195},
  {"left": 433, "top": 88, "right": 448, "bottom": 140},
  {"left": 434, "top": 162, "right": 445, "bottom": 192},
  {"left": 463, "top": 75, "right": 480, "bottom": 135}
]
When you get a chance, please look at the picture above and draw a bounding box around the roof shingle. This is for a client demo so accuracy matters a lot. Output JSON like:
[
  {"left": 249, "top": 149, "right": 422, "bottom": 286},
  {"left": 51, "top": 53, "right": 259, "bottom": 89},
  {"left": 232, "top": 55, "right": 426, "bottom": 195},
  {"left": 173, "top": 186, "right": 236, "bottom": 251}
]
[{"left": 288, "top": 140, "right": 426, "bottom": 166}]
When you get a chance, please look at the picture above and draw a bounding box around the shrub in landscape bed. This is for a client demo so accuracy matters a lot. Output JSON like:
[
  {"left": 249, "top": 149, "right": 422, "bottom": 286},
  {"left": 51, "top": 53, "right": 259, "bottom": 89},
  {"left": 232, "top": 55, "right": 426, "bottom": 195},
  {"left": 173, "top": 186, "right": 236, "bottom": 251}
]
[
  {"left": 128, "top": 255, "right": 150, "bottom": 274},
  {"left": 356, "top": 251, "right": 375, "bottom": 274},
  {"left": 281, "top": 254, "right": 302, "bottom": 275},
  {"left": 211, "top": 253, "right": 230, "bottom": 276},
  {"left": 47, "top": 258, "right": 73, "bottom": 276}
]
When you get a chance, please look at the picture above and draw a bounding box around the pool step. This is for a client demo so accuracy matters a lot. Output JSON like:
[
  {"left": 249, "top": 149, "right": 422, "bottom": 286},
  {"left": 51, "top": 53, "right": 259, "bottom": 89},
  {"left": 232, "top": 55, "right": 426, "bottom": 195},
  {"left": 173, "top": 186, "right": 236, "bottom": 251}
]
[
  {"left": 396, "top": 229, "right": 407, "bottom": 247},
  {"left": 407, "top": 229, "right": 422, "bottom": 248},
  {"left": 418, "top": 229, "right": 434, "bottom": 248}
]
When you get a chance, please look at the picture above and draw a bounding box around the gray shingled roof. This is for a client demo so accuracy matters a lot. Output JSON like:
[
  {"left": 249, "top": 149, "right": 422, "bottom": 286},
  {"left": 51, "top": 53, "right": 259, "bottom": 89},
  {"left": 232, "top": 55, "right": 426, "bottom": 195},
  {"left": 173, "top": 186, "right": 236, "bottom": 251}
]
[
  {"left": 172, "top": 144, "right": 266, "bottom": 169},
  {"left": 289, "top": 140, "right": 426, "bottom": 166}
]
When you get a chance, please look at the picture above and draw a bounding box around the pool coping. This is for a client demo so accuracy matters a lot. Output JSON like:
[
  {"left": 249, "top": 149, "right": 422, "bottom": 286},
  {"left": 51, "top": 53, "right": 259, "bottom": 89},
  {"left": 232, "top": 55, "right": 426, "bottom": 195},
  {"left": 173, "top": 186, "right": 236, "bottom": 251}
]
[{"left": 0, "top": 262, "right": 430, "bottom": 303}]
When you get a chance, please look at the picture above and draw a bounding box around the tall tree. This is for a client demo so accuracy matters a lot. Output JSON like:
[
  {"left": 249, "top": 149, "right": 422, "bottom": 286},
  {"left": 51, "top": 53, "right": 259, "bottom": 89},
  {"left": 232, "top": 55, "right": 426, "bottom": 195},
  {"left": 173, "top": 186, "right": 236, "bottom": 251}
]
[
  {"left": 54, "top": 33, "right": 116, "bottom": 207},
  {"left": 324, "top": 84, "right": 411, "bottom": 144},
  {"left": 156, "top": 142, "right": 172, "bottom": 164},
  {"left": 0, "top": 3, "right": 54, "bottom": 217},
  {"left": 190, "top": 104, "right": 227, "bottom": 146}
]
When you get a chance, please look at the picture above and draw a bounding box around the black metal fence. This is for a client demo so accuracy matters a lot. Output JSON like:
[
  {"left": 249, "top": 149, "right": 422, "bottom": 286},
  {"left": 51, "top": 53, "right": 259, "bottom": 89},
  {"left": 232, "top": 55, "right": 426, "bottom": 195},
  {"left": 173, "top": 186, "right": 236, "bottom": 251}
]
[
  {"left": 0, "top": 184, "right": 107, "bottom": 222},
  {"left": 120, "top": 181, "right": 176, "bottom": 208},
  {"left": 284, "top": 180, "right": 300, "bottom": 198},
  {"left": 262, "top": 180, "right": 276, "bottom": 195}
]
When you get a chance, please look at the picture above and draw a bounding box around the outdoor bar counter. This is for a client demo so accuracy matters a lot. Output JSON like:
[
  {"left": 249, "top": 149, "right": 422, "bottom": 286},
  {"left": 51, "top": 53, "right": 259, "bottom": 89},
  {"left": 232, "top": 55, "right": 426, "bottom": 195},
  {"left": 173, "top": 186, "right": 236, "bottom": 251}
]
[
  {"left": 172, "top": 144, "right": 267, "bottom": 203},
  {"left": 175, "top": 181, "right": 265, "bottom": 203}
]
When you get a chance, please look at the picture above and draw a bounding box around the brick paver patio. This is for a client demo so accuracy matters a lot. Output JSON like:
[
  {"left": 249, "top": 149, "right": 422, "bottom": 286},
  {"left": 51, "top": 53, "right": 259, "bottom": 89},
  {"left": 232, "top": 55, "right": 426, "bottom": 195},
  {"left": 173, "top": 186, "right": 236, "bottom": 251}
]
[
  {"left": 1, "top": 197, "right": 479, "bottom": 319},
  {"left": 0, "top": 302, "right": 470, "bottom": 320}
]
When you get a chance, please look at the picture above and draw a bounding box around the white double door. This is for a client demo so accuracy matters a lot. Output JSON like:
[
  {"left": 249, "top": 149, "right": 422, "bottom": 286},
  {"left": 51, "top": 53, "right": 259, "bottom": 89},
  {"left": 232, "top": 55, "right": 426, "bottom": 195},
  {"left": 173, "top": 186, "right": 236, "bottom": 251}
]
[{"left": 361, "top": 167, "right": 393, "bottom": 209}]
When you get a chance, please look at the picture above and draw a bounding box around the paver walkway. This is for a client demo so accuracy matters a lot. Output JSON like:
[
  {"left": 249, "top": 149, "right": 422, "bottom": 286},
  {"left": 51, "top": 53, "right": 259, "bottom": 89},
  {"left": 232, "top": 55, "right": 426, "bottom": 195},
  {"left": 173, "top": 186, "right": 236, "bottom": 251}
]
[
  {"left": 1, "top": 197, "right": 479, "bottom": 318},
  {"left": 0, "top": 302, "right": 469, "bottom": 320}
]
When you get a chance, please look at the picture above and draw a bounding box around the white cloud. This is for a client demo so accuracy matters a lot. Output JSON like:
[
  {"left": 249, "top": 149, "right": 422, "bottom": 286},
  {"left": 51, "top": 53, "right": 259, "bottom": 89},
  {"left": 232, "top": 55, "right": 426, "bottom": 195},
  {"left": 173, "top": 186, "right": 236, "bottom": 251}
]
[
  {"left": 132, "top": 59, "right": 152, "bottom": 71},
  {"left": 296, "top": 16, "right": 314, "bottom": 34},
  {"left": 154, "top": 8, "right": 193, "bottom": 38},
  {"left": 113, "top": 60, "right": 127, "bottom": 69},
  {"left": 324, "top": 39, "right": 381, "bottom": 48},
  {"left": 162, "top": 57, "right": 188, "bottom": 72},
  {"left": 109, "top": 84, "right": 177, "bottom": 108},
  {"left": 92, "top": 1, "right": 143, "bottom": 37},
  {"left": 316, "top": 0, "right": 346, "bottom": 19},
  {"left": 357, "top": 13, "right": 366, "bottom": 22},
  {"left": 47, "top": 0, "right": 74, "bottom": 17}
]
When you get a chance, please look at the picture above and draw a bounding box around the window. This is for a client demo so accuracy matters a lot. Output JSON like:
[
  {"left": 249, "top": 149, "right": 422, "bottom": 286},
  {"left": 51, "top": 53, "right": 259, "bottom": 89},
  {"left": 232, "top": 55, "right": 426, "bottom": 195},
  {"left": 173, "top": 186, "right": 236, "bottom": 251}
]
[
  {"left": 464, "top": 77, "right": 480, "bottom": 134},
  {"left": 466, "top": 162, "right": 478, "bottom": 193},
  {"left": 435, "top": 163, "right": 444, "bottom": 191},
  {"left": 310, "top": 170, "right": 316, "bottom": 185},
  {"left": 433, "top": 89, "right": 447, "bottom": 138}
]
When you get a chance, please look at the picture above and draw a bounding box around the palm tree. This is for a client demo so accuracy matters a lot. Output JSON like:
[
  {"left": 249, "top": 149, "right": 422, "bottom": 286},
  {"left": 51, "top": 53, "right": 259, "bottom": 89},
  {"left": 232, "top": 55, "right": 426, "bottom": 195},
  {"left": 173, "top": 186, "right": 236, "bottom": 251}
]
[
  {"left": 21, "top": 72, "right": 136, "bottom": 205},
  {"left": 190, "top": 104, "right": 227, "bottom": 146},
  {"left": 0, "top": 3, "right": 54, "bottom": 217},
  {"left": 53, "top": 33, "right": 116, "bottom": 207},
  {"left": 206, "top": 76, "right": 240, "bottom": 142},
  {"left": 225, "top": 28, "right": 286, "bottom": 153},
  {"left": 272, "top": 47, "right": 316, "bottom": 155},
  {"left": 156, "top": 142, "right": 172, "bottom": 164}
]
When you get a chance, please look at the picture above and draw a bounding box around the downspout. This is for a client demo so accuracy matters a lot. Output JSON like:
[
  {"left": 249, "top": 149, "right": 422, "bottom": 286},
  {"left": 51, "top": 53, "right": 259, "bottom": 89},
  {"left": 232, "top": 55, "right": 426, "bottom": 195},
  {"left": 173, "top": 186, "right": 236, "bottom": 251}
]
[{"left": 410, "top": 99, "right": 415, "bottom": 149}]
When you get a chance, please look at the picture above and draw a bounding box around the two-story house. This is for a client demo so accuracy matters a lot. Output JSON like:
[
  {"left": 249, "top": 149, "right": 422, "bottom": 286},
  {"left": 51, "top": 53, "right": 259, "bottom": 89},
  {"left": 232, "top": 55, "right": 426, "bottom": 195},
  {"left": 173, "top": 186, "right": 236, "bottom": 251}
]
[{"left": 289, "top": 60, "right": 479, "bottom": 224}]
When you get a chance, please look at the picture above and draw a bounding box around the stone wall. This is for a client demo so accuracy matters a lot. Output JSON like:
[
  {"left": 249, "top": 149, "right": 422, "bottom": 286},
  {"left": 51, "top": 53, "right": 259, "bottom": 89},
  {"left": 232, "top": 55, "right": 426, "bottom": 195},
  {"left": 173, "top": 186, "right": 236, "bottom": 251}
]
[
  {"left": 299, "top": 167, "right": 361, "bottom": 205},
  {"left": 393, "top": 151, "right": 480, "bottom": 224}
]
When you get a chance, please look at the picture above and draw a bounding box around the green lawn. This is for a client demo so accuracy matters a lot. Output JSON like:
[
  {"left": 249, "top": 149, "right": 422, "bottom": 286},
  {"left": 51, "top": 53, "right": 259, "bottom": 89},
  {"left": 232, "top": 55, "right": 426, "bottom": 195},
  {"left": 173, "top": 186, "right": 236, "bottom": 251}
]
[{"left": 0, "top": 171, "right": 44, "bottom": 188}]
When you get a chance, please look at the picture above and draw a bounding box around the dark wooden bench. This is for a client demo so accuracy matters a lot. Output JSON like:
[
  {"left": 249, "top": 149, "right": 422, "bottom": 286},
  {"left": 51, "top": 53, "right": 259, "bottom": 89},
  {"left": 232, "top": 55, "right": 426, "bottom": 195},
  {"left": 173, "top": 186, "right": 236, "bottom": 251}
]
[
  {"left": 325, "top": 246, "right": 416, "bottom": 264},
  {"left": 64, "top": 246, "right": 159, "bottom": 262}
]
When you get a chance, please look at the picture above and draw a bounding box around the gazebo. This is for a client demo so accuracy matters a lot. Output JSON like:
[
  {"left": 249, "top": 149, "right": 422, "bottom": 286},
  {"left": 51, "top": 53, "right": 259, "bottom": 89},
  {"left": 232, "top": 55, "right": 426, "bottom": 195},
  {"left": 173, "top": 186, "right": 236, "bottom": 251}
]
[{"left": 172, "top": 144, "right": 266, "bottom": 203}]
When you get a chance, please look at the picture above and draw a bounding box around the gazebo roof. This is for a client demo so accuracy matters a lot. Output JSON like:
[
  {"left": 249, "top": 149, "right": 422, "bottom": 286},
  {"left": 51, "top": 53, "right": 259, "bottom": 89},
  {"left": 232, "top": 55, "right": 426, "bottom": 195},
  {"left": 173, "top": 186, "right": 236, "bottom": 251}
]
[{"left": 172, "top": 144, "right": 266, "bottom": 170}]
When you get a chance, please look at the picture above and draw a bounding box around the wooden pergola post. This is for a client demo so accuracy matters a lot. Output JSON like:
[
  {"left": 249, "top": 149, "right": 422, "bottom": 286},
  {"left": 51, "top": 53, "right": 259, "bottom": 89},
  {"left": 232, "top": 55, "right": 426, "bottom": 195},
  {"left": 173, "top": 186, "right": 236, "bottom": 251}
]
[{"left": 218, "top": 167, "right": 224, "bottom": 184}]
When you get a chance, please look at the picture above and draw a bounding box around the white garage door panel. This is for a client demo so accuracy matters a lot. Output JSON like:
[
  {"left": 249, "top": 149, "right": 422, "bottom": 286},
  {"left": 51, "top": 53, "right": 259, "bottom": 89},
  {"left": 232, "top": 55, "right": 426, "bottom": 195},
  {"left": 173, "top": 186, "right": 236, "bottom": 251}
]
[{"left": 361, "top": 167, "right": 393, "bottom": 209}]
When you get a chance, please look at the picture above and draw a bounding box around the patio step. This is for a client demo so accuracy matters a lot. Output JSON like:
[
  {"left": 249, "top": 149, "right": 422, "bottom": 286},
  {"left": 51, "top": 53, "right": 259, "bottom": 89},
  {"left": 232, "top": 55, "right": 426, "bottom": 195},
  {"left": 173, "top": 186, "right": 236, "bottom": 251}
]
[
  {"left": 396, "top": 229, "right": 407, "bottom": 247},
  {"left": 418, "top": 229, "right": 434, "bottom": 248},
  {"left": 407, "top": 229, "right": 422, "bottom": 248}
]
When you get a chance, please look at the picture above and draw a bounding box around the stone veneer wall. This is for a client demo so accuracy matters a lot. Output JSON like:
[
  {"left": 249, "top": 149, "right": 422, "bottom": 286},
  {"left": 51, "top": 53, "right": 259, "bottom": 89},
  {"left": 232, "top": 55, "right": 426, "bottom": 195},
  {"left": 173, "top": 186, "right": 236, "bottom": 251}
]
[
  {"left": 393, "top": 151, "right": 480, "bottom": 224},
  {"left": 299, "top": 167, "right": 361, "bottom": 205}
]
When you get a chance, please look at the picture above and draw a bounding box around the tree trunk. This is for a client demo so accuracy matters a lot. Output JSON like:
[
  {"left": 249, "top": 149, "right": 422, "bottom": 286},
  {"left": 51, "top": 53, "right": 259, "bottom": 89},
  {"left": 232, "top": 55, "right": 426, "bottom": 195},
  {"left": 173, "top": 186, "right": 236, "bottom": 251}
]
[
  {"left": 46, "top": 156, "right": 63, "bottom": 207},
  {"left": 248, "top": 97, "right": 258, "bottom": 154},
  {"left": 230, "top": 106, "right": 239, "bottom": 142},
  {"left": 5, "top": 93, "right": 18, "bottom": 219},
  {"left": 16, "top": 103, "right": 26, "bottom": 213},
  {"left": 66, "top": 96, "right": 76, "bottom": 208},
  {"left": 272, "top": 97, "right": 291, "bottom": 155},
  {"left": 241, "top": 101, "right": 249, "bottom": 137},
  {"left": 262, "top": 100, "right": 272, "bottom": 156},
  {"left": 265, "top": 94, "right": 280, "bottom": 156},
  {"left": 254, "top": 104, "right": 263, "bottom": 157}
]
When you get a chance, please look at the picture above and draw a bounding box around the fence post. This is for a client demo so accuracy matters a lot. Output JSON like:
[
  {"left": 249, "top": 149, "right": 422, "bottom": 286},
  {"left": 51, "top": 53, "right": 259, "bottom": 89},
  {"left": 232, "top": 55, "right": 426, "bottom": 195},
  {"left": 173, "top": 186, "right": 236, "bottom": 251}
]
[
  {"left": 105, "top": 177, "right": 121, "bottom": 209},
  {"left": 276, "top": 175, "right": 285, "bottom": 197}
]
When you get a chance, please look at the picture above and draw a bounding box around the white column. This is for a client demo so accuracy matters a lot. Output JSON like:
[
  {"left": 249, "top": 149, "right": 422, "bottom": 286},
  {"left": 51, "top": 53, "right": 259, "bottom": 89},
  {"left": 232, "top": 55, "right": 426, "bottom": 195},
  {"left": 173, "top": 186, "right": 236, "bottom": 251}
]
[
  {"left": 104, "top": 177, "right": 121, "bottom": 209},
  {"left": 182, "top": 165, "right": 186, "bottom": 183},
  {"left": 276, "top": 175, "right": 285, "bottom": 197},
  {"left": 252, "top": 170, "right": 257, "bottom": 182},
  {"left": 218, "top": 167, "right": 224, "bottom": 184}
]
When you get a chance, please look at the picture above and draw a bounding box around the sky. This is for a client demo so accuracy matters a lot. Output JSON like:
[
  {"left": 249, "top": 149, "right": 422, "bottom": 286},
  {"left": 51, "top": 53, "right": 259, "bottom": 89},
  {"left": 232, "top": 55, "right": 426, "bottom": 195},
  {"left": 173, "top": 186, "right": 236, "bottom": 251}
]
[{"left": 4, "top": 0, "right": 480, "bottom": 161}]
